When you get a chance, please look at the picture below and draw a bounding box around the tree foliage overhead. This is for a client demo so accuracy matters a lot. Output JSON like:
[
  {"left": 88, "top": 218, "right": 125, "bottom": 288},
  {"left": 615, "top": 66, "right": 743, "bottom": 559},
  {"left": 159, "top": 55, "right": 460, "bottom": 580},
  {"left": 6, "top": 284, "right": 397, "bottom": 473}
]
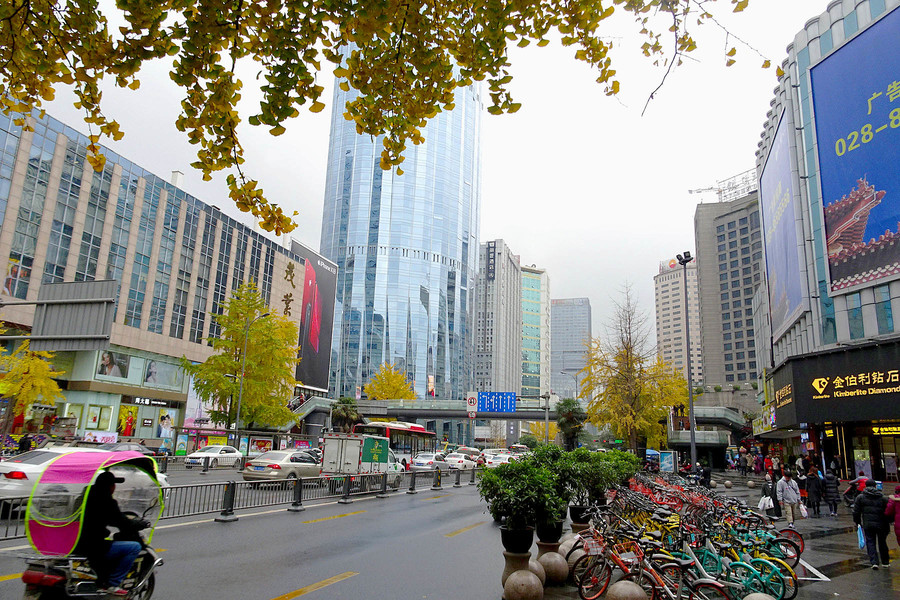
[
  {"left": 330, "top": 397, "right": 362, "bottom": 433},
  {"left": 181, "top": 282, "right": 299, "bottom": 429},
  {"left": 555, "top": 397, "right": 587, "bottom": 451},
  {"left": 363, "top": 363, "right": 416, "bottom": 401},
  {"left": 580, "top": 286, "right": 687, "bottom": 451},
  {"left": 0, "top": 340, "right": 64, "bottom": 432},
  {"left": 0, "top": 0, "right": 763, "bottom": 234}
]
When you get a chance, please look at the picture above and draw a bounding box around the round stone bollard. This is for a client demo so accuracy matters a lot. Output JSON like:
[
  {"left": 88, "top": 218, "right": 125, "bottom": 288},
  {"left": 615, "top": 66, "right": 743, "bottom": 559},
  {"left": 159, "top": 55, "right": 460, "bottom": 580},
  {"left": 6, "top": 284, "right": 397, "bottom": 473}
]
[
  {"left": 538, "top": 552, "right": 568, "bottom": 586},
  {"left": 529, "top": 559, "right": 546, "bottom": 586},
  {"left": 606, "top": 580, "right": 648, "bottom": 600},
  {"left": 709, "top": 480, "right": 718, "bottom": 488},
  {"left": 724, "top": 480, "right": 733, "bottom": 489},
  {"left": 503, "top": 569, "right": 544, "bottom": 600},
  {"left": 747, "top": 480, "right": 757, "bottom": 489},
  {"left": 742, "top": 594, "right": 777, "bottom": 600},
  {"left": 559, "top": 532, "right": 576, "bottom": 543},
  {"left": 557, "top": 539, "right": 576, "bottom": 559},
  {"left": 566, "top": 547, "right": 585, "bottom": 573}
]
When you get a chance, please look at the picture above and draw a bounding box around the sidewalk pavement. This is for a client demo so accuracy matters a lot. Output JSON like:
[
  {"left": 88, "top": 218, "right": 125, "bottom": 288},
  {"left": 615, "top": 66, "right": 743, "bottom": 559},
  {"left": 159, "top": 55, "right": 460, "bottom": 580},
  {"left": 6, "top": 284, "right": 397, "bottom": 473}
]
[{"left": 543, "top": 480, "right": 900, "bottom": 599}]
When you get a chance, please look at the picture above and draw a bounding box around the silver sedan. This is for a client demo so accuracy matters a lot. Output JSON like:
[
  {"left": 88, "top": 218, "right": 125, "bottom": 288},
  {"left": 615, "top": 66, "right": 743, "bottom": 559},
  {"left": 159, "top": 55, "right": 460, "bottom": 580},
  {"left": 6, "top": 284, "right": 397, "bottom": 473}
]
[{"left": 410, "top": 452, "right": 450, "bottom": 472}]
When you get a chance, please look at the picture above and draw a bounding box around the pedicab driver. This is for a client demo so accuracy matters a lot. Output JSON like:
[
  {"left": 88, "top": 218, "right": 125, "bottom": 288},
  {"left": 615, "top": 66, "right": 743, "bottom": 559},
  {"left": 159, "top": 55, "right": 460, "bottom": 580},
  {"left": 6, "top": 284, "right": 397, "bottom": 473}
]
[{"left": 75, "top": 471, "right": 145, "bottom": 596}]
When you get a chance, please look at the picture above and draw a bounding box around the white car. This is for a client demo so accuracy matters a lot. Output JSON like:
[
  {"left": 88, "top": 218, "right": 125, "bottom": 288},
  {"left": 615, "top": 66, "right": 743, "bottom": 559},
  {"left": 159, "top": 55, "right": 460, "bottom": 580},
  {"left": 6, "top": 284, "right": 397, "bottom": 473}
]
[
  {"left": 0, "top": 447, "right": 108, "bottom": 500},
  {"left": 444, "top": 453, "right": 476, "bottom": 469},
  {"left": 184, "top": 445, "right": 243, "bottom": 468},
  {"left": 485, "top": 453, "right": 517, "bottom": 468}
]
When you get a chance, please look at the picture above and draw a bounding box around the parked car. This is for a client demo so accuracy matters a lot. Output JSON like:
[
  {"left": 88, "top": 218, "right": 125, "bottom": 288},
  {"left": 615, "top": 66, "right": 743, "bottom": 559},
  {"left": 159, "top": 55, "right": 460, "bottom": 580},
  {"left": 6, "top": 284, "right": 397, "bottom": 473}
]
[
  {"left": 97, "top": 442, "right": 158, "bottom": 457},
  {"left": 242, "top": 450, "right": 321, "bottom": 485},
  {"left": 485, "top": 453, "right": 517, "bottom": 468},
  {"left": 0, "top": 447, "right": 108, "bottom": 500},
  {"left": 184, "top": 445, "right": 242, "bottom": 468},
  {"left": 444, "top": 453, "right": 476, "bottom": 470},
  {"left": 298, "top": 447, "right": 323, "bottom": 462},
  {"left": 410, "top": 452, "right": 449, "bottom": 472},
  {"left": 454, "top": 446, "right": 481, "bottom": 459}
]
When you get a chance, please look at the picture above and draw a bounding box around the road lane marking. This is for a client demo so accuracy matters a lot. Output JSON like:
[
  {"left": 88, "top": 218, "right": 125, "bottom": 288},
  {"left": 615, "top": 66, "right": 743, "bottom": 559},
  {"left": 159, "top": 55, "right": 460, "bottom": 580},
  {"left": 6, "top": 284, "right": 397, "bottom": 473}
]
[
  {"left": 422, "top": 494, "right": 451, "bottom": 500},
  {"left": 445, "top": 521, "right": 487, "bottom": 538},
  {"left": 302, "top": 510, "right": 366, "bottom": 524},
  {"left": 270, "top": 571, "right": 357, "bottom": 599},
  {"left": 798, "top": 558, "right": 831, "bottom": 582},
  {"left": 0, "top": 572, "right": 21, "bottom": 582}
]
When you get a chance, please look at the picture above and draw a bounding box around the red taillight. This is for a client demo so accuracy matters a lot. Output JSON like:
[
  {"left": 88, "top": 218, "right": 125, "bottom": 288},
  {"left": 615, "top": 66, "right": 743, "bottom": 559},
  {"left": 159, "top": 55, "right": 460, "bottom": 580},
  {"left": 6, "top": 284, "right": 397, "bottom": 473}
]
[
  {"left": 4, "top": 471, "right": 27, "bottom": 480},
  {"left": 245, "top": 462, "right": 253, "bottom": 468},
  {"left": 267, "top": 464, "right": 281, "bottom": 470},
  {"left": 22, "top": 570, "right": 66, "bottom": 586},
  {"left": 427, "top": 461, "right": 433, "bottom": 465}
]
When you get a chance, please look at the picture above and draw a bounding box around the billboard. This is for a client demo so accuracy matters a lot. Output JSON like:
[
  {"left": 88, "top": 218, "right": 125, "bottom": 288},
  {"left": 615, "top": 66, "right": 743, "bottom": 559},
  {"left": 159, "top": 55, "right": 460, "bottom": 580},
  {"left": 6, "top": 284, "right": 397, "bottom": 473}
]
[
  {"left": 811, "top": 7, "right": 900, "bottom": 292},
  {"left": 290, "top": 240, "right": 338, "bottom": 392},
  {"left": 759, "top": 109, "right": 805, "bottom": 338}
]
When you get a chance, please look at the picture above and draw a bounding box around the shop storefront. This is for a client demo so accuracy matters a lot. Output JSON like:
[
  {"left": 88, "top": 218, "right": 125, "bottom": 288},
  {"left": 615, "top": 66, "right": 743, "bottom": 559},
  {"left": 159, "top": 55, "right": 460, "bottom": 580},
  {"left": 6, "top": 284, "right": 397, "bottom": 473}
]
[{"left": 771, "top": 341, "right": 900, "bottom": 480}]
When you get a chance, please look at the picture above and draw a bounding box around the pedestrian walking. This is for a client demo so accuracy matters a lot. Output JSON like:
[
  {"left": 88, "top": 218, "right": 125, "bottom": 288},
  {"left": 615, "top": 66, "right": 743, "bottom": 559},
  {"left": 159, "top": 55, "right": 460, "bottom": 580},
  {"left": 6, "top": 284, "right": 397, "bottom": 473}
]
[
  {"left": 762, "top": 473, "right": 781, "bottom": 517},
  {"left": 777, "top": 471, "right": 801, "bottom": 528},
  {"left": 739, "top": 454, "right": 748, "bottom": 477},
  {"left": 824, "top": 469, "right": 841, "bottom": 516},
  {"left": 806, "top": 467, "right": 823, "bottom": 517},
  {"left": 886, "top": 492, "right": 900, "bottom": 546},
  {"left": 17, "top": 433, "right": 32, "bottom": 454},
  {"left": 754, "top": 454, "right": 763, "bottom": 475},
  {"left": 852, "top": 479, "right": 890, "bottom": 569}
]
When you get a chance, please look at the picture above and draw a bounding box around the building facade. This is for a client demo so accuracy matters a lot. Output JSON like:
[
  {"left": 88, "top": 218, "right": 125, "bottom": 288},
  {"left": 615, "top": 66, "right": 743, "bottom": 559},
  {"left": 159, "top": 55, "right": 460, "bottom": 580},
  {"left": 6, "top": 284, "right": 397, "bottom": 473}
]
[
  {"left": 752, "top": 1, "right": 900, "bottom": 480},
  {"left": 320, "top": 80, "right": 482, "bottom": 401},
  {"left": 475, "top": 240, "right": 522, "bottom": 394},
  {"left": 694, "top": 188, "right": 764, "bottom": 411},
  {"left": 550, "top": 298, "right": 592, "bottom": 399},
  {"left": 0, "top": 111, "right": 333, "bottom": 447},
  {"left": 654, "top": 261, "right": 701, "bottom": 385},
  {"left": 521, "top": 266, "right": 551, "bottom": 398}
]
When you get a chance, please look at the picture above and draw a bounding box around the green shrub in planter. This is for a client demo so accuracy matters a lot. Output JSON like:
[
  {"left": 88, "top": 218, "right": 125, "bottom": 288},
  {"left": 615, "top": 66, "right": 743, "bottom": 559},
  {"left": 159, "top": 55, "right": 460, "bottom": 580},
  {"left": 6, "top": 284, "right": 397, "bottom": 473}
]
[
  {"left": 522, "top": 445, "right": 575, "bottom": 520},
  {"left": 477, "top": 460, "right": 563, "bottom": 530}
]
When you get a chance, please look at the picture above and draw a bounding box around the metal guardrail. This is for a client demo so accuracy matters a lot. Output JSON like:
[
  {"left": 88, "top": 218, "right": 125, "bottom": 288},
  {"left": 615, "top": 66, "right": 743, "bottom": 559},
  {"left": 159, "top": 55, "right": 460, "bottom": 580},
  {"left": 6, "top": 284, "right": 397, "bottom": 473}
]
[{"left": 0, "top": 468, "right": 482, "bottom": 541}]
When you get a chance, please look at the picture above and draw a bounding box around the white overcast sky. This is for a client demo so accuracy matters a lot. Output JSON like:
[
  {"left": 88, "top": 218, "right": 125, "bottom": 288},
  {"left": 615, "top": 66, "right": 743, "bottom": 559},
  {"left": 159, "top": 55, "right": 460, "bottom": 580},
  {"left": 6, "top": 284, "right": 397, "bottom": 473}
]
[{"left": 43, "top": 0, "right": 831, "bottom": 340}]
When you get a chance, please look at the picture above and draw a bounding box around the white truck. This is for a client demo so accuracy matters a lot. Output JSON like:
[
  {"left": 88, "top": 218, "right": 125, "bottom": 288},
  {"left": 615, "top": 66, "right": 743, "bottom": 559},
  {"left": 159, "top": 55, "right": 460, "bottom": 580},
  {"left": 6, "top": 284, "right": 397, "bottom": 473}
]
[{"left": 320, "top": 433, "right": 404, "bottom": 490}]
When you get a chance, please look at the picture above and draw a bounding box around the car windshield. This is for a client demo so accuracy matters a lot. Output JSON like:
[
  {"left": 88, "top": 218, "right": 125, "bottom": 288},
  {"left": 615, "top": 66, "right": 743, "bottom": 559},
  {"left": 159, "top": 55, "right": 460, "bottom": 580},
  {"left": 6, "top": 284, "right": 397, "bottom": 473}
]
[
  {"left": 415, "top": 454, "right": 436, "bottom": 460},
  {"left": 98, "top": 443, "right": 121, "bottom": 450},
  {"left": 199, "top": 446, "right": 222, "bottom": 453},
  {"left": 256, "top": 451, "right": 289, "bottom": 461},
  {"left": 445, "top": 454, "right": 465, "bottom": 460},
  {"left": 6, "top": 450, "right": 57, "bottom": 464}
]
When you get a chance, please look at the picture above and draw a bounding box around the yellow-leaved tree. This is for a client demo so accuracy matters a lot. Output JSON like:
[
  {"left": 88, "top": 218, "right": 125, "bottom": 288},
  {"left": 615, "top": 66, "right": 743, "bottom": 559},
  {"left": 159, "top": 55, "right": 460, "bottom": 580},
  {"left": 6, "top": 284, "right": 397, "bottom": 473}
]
[
  {"left": 0, "top": 340, "right": 65, "bottom": 434},
  {"left": 580, "top": 286, "right": 687, "bottom": 451},
  {"left": 528, "top": 421, "right": 560, "bottom": 444},
  {"left": 363, "top": 363, "right": 416, "bottom": 401},
  {"left": 0, "top": 0, "right": 765, "bottom": 234}
]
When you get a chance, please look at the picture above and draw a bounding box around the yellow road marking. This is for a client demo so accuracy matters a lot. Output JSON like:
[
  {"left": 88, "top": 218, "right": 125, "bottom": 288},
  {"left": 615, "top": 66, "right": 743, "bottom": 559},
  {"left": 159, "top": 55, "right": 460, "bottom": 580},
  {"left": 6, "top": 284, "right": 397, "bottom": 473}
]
[
  {"left": 445, "top": 521, "right": 487, "bottom": 538},
  {"left": 270, "top": 571, "right": 357, "bottom": 599},
  {"left": 422, "top": 494, "right": 450, "bottom": 500},
  {"left": 302, "top": 510, "right": 365, "bottom": 524},
  {"left": 0, "top": 572, "right": 21, "bottom": 582}
]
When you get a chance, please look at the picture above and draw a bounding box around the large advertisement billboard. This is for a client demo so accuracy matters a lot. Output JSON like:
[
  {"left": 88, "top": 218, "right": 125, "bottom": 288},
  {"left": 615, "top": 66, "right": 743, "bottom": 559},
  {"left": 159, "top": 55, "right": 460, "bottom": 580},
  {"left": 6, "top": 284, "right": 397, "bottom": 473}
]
[
  {"left": 760, "top": 109, "right": 805, "bottom": 337},
  {"left": 811, "top": 7, "right": 900, "bottom": 292},
  {"left": 290, "top": 240, "right": 337, "bottom": 393}
]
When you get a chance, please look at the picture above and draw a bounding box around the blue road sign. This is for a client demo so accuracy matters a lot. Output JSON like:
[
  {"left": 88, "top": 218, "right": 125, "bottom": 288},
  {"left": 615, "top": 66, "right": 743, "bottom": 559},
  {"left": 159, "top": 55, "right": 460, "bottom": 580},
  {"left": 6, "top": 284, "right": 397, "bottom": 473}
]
[{"left": 477, "top": 392, "right": 516, "bottom": 413}]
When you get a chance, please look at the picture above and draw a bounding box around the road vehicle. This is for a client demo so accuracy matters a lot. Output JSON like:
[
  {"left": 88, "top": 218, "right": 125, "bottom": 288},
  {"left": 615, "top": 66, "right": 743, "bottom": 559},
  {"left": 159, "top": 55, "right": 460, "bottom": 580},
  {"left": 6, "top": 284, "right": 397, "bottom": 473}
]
[
  {"left": 1, "top": 447, "right": 108, "bottom": 501},
  {"left": 485, "top": 453, "right": 517, "bottom": 468},
  {"left": 352, "top": 422, "right": 437, "bottom": 465},
  {"left": 183, "top": 445, "right": 242, "bottom": 468},
  {"left": 97, "top": 443, "right": 158, "bottom": 457},
  {"left": 444, "top": 453, "right": 476, "bottom": 469},
  {"left": 321, "top": 433, "right": 404, "bottom": 479},
  {"left": 20, "top": 450, "right": 164, "bottom": 599},
  {"left": 242, "top": 450, "right": 322, "bottom": 485},
  {"left": 411, "top": 452, "right": 449, "bottom": 472}
]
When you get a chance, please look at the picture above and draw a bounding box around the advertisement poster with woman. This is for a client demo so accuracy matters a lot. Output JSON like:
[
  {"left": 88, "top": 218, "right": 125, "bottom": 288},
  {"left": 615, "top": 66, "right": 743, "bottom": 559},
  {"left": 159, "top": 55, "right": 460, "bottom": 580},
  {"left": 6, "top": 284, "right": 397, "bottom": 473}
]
[
  {"left": 117, "top": 405, "right": 138, "bottom": 437},
  {"left": 98, "top": 351, "right": 129, "bottom": 378}
]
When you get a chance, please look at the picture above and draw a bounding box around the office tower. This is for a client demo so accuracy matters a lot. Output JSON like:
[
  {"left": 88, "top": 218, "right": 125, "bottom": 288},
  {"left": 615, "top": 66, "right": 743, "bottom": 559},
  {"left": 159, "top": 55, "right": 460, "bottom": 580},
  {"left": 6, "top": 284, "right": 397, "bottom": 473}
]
[
  {"left": 550, "top": 298, "right": 592, "bottom": 399},
  {"left": 475, "top": 240, "right": 522, "bottom": 393},
  {"left": 654, "top": 261, "right": 701, "bottom": 384},
  {"left": 320, "top": 82, "right": 482, "bottom": 400},
  {"left": 521, "top": 265, "right": 551, "bottom": 398}
]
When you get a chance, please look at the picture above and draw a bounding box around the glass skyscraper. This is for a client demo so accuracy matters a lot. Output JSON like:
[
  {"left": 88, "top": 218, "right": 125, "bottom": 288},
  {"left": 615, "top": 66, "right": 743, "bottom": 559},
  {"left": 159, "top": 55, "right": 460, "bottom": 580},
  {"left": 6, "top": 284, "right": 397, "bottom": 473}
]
[{"left": 320, "top": 83, "right": 482, "bottom": 400}]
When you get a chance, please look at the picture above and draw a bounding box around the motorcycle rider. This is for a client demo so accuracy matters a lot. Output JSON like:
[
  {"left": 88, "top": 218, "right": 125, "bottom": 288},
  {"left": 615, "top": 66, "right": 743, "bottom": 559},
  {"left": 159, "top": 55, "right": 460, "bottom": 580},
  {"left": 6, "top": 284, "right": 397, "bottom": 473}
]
[
  {"left": 843, "top": 470, "right": 869, "bottom": 505},
  {"left": 75, "top": 471, "right": 144, "bottom": 596}
]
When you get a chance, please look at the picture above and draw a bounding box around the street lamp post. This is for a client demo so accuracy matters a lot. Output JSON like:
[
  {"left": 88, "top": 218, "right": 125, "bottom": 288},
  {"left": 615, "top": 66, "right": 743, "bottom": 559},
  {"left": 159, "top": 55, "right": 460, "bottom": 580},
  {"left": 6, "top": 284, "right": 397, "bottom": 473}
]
[
  {"left": 676, "top": 252, "right": 697, "bottom": 470},
  {"left": 235, "top": 312, "right": 270, "bottom": 441},
  {"left": 559, "top": 370, "right": 579, "bottom": 399}
]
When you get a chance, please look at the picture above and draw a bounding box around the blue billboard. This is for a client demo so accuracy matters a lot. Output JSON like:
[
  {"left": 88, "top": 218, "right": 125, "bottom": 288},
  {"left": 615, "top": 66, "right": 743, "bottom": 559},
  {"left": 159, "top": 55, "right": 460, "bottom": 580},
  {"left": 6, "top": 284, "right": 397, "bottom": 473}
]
[
  {"left": 811, "top": 7, "right": 900, "bottom": 292},
  {"left": 760, "top": 109, "right": 805, "bottom": 337},
  {"left": 477, "top": 392, "right": 516, "bottom": 413}
]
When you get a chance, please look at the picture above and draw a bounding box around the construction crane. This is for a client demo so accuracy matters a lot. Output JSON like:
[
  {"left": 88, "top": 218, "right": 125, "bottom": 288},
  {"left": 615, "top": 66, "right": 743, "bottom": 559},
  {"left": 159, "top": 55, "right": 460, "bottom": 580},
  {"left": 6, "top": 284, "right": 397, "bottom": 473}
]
[{"left": 689, "top": 169, "right": 758, "bottom": 202}]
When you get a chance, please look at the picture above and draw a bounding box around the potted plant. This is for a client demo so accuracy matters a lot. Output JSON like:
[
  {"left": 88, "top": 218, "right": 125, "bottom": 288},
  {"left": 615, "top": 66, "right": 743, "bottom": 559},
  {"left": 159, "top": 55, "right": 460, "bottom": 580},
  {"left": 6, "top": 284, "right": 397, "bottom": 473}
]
[
  {"left": 525, "top": 446, "right": 573, "bottom": 543},
  {"left": 567, "top": 448, "right": 601, "bottom": 523},
  {"left": 477, "top": 460, "right": 552, "bottom": 553}
]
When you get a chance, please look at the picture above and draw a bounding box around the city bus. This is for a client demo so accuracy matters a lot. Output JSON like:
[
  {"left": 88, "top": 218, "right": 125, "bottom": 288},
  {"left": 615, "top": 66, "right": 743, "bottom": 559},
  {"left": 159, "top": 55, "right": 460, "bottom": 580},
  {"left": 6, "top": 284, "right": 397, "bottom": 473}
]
[{"left": 352, "top": 422, "right": 438, "bottom": 467}]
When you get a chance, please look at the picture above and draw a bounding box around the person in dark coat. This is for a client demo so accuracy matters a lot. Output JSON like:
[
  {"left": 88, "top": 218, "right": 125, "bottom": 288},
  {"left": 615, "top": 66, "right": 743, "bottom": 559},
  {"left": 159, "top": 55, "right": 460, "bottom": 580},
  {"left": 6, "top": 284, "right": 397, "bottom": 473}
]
[
  {"left": 762, "top": 473, "right": 781, "bottom": 518},
  {"left": 17, "top": 433, "right": 32, "bottom": 454},
  {"left": 852, "top": 479, "right": 890, "bottom": 569},
  {"left": 886, "top": 493, "right": 900, "bottom": 547},
  {"left": 823, "top": 469, "right": 841, "bottom": 516},
  {"left": 805, "top": 467, "right": 824, "bottom": 517},
  {"left": 74, "top": 471, "right": 144, "bottom": 595}
]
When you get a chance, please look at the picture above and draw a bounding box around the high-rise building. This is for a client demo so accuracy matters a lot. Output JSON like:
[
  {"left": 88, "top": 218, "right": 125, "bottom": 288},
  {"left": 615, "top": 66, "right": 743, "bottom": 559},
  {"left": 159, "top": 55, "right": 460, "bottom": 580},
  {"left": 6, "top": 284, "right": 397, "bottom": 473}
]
[
  {"left": 694, "top": 182, "right": 764, "bottom": 410},
  {"left": 654, "top": 261, "right": 701, "bottom": 385},
  {"left": 320, "top": 81, "right": 482, "bottom": 400},
  {"left": 475, "top": 240, "right": 521, "bottom": 393},
  {"left": 550, "top": 298, "right": 592, "bottom": 399},
  {"left": 521, "top": 266, "right": 551, "bottom": 398}
]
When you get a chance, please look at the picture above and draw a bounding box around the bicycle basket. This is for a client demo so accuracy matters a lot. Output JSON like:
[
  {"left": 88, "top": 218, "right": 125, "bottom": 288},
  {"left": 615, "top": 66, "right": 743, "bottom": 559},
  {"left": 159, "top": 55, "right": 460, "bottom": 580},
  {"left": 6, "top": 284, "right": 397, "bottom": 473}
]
[
  {"left": 583, "top": 537, "right": 604, "bottom": 555},
  {"left": 613, "top": 541, "right": 644, "bottom": 564}
]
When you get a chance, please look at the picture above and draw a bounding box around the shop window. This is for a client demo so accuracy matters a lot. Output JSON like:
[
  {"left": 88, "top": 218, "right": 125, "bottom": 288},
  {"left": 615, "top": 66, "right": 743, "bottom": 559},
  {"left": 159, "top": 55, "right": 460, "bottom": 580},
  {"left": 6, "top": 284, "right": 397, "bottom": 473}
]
[
  {"left": 875, "top": 284, "right": 894, "bottom": 335},
  {"left": 847, "top": 292, "right": 864, "bottom": 339}
]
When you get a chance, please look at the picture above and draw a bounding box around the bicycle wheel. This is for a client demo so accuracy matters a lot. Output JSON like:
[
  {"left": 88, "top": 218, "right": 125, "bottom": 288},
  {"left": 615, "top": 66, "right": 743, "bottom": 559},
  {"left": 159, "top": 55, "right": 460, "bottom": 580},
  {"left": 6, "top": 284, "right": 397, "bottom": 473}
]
[
  {"left": 689, "top": 581, "right": 731, "bottom": 600},
  {"left": 767, "top": 537, "right": 801, "bottom": 568},
  {"left": 764, "top": 556, "right": 799, "bottom": 600},
  {"left": 777, "top": 528, "right": 805, "bottom": 554},
  {"left": 622, "top": 570, "right": 659, "bottom": 600},
  {"left": 578, "top": 561, "right": 612, "bottom": 600},
  {"left": 749, "top": 558, "right": 788, "bottom": 600},
  {"left": 572, "top": 553, "right": 603, "bottom": 586},
  {"left": 724, "top": 562, "right": 770, "bottom": 599}
]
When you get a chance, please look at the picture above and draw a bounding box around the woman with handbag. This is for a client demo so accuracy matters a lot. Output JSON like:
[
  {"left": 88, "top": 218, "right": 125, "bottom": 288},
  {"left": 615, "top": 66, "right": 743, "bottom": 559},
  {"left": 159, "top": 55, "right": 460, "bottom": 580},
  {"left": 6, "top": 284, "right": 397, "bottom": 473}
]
[
  {"left": 806, "top": 466, "right": 824, "bottom": 517},
  {"left": 761, "top": 473, "right": 781, "bottom": 517}
]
